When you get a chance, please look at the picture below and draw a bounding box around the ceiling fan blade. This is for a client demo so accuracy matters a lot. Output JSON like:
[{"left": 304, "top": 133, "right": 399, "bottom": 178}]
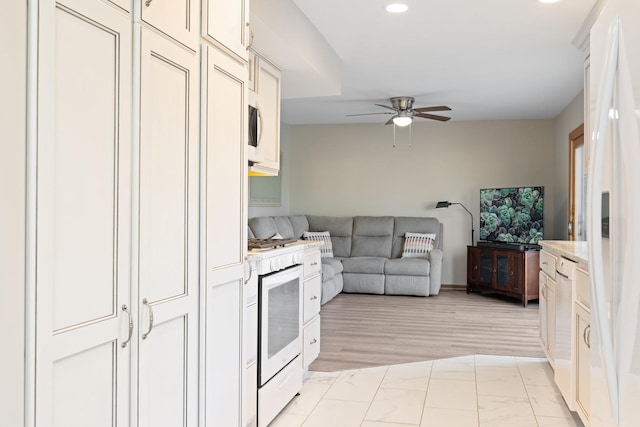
[
  {"left": 413, "top": 105, "right": 452, "bottom": 113},
  {"left": 346, "top": 112, "right": 394, "bottom": 117},
  {"left": 384, "top": 117, "right": 395, "bottom": 125},
  {"left": 415, "top": 112, "right": 451, "bottom": 122},
  {"left": 374, "top": 103, "right": 398, "bottom": 112}
]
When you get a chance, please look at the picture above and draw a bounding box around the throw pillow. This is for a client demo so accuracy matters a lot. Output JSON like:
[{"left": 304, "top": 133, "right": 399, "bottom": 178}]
[
  {"left": 303, "top": 231, "right": 334, "bottom": 258},
  {"left": 402, "top": 232, "right": 436, "bottom": 259}
]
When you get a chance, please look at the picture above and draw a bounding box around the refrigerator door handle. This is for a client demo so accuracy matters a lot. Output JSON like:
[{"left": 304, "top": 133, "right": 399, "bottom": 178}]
[{"left": 587, "top": 16, "right": 621, "bottom": 425}]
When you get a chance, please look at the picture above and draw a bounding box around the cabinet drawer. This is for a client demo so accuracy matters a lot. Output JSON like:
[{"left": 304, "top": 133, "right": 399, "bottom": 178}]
[
  {"left": 540, "top": 250, "right": 557, "bottom": 279},
  {"left": 303, "top": 316, "right": 321, "bottom": 369},
  {"left": 304, "top": 274, "right": 322, "bottom": 323},
  {"left": 304, "top": 251, "right": 321, "bottom": 278}
]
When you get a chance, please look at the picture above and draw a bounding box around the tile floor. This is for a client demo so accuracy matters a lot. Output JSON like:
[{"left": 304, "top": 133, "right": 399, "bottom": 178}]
[{"left": 270, "top": 355, "right": 584, "bottom": 427}]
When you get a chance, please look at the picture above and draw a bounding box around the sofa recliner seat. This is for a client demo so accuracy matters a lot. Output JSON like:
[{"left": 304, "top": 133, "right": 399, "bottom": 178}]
[{"left": 248, "top": 215, "right": 443, "bottom": 305}]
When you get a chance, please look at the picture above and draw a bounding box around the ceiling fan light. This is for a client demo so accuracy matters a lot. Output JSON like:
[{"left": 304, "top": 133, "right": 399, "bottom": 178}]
[{"left": 392, "top": 116, "right": 412, "bottom": 127}]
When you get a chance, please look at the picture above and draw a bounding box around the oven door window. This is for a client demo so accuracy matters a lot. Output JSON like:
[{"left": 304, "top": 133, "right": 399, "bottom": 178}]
[{"left": 267, "top": 277, "right": 300, "bottom": 358}]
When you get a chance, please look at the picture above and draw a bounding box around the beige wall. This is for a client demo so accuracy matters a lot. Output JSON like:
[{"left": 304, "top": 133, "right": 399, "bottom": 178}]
[
  {"left": 552, "top": 91, "right": 585, "bottom": 239},
  {"left": 0, "top": 1, "right": 26, "bottom": 425},
  {"left": 288, "top": 120, "right": 556, "bottom": 285}
]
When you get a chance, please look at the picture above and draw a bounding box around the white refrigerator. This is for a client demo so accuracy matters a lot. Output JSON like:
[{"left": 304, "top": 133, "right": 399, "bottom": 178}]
[{"left": 587, "top": 0, "right": 640, "bottom": 426}]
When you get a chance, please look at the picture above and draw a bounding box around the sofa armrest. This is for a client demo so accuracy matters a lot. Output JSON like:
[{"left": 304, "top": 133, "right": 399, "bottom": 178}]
[{"left": 429, "top": 249, "right": 443, "bottom": 295}]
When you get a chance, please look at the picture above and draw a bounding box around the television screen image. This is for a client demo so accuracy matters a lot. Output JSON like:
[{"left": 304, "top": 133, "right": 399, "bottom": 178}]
[{"left": 479, "top": 187, "right": 544, "bottom": 244}]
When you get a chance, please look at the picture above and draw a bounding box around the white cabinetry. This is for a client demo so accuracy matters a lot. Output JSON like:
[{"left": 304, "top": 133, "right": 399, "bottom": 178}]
[
  {"left": 137, "top": 26, "right": 200, "bottom": 427},
  {"left": 539, "top": 250, "right": 557, "bottom": 366},
  {"left": 303, "top": 246, "right": 322, "bottom": 369},
  {"left": 574, "top": 267, "right": 591, "bottom": 426},
  {"left": 201, "top": 42, "right": 248, "bottom": 426},
  {"left": 202, "top": 0, "right": 249, "bottom": 60},
  {"left": 139, "top": 0, "right": 198, "bottom": 50},
  {"left": 248, "top": 52, "right": 281, "bottom": 176},
  {"left": 35, "top": 1, "right": 133, "bottom": 424},
  {"left": 33, "top": 0, "right": 200, "bottom": 425}
]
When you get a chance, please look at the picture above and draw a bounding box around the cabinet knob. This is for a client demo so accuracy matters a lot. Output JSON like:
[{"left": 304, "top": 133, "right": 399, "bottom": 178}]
[
  {"left": 510, "top": 271, "right": 514, "bottom": 276},
  {"left": 310, "top": 338, "right": 317, "bottom": 345},
  {"left": 474, "top": 265, "right": 478, "bottom": 270},
  {"left": 310, "top": 295, "right": 318, "bottom": 300},
  {"left": 145, "top": 0, "right": 152, "bottom": 6}
]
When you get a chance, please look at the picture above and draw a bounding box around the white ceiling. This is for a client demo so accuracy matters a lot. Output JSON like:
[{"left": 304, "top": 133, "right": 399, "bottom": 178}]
[{"left": 280, "top": 0, "right": 598, "bottom": 125}]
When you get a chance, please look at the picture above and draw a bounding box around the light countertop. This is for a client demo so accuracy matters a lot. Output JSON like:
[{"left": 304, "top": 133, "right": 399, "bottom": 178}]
[{"left": 539, "top": 240, "right": 589, "bottom": 270}]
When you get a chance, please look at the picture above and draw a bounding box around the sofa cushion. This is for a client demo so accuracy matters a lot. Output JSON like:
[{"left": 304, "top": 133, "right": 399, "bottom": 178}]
[
  {"left": 351, "top": 216, "right": 394, "bottom": 258},
  {"left": 392, "top": 217, "right": 443, "bottom": 258},
  {"left": 341, "top": 257, "right": 386, "bottom": 274},
  {"left": 384, "top": 258, "right": 431, "bottom": 276},
  {"left": 289, "top": 215, "right": 310, "bottom": 239},
  {"left": 322, "top": 258, "right": 344, "bottom": 280},
  {"left": 343, "top": 273, "right": 385, "bottom": 294},
  {"left": 248, "top": 216, "right": 278, "bottom": 239},
  {"left": 307, "top": 215, "right": 353, "bottom": 258}
]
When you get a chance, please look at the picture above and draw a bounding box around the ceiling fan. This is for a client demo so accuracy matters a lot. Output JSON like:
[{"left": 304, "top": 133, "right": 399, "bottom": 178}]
[{"left": 347, "top": 96, "right": 451, "bottom": 126}]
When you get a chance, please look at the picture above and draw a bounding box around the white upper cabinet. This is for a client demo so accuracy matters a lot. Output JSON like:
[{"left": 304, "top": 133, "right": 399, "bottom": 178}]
[
  {"left": 139, "top": 0, "right": 198, "bottom": 50},
  {"left": 202, "top": 0, "right": 249, "bottom": 61},
  {"left": 248, "top": 53, "right": 281, "bottom": 176}
]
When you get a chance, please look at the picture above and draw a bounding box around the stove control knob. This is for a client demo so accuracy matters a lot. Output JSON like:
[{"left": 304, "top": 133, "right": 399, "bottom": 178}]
[{"left": 292, "top": 253, "right": 304, "bottom": 265}]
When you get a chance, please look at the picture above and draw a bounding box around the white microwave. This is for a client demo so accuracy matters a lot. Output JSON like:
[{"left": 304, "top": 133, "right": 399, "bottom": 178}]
[{"left": 248, "top": 91, "right": 264, "bottom": 163}]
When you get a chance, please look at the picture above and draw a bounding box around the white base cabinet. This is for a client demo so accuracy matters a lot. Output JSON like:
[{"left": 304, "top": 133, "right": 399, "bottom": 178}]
[
  {"left": 303, "top": 246, "right": 322, "bottom": 370},
  {"left": 574, "top": 268, "right": 591, "bottom": 426},
  {"left": 539, "top": 250, "right": 558, "bottom": 367}
]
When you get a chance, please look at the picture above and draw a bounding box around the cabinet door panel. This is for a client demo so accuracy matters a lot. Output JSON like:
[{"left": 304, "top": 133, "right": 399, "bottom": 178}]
[
  {"left": 140, "top": 0, "right": 197, "bottom": 49},
  {"left": 138, "top": 28, "right": 199, "bottom": 427},
  {"left": 204, "top": 0, "right": 248, "bottom": 60},
  {"left": 36, "top": 1, "right": 132, "bottom": 425},
  {"left": 255, "top": 58, "right": 280, "bottom": 172},
  {"left": 204, "top": 45, "right": 247, "bottom": 270},
  {"left": 52, "top": 342, "right": 117, "bottom": 427},
  {"left": 139, "top": 312, "right": 194, "bottom": 427},
  {"left": 204, "top": 276, "right": 243, "bottom": 426}
]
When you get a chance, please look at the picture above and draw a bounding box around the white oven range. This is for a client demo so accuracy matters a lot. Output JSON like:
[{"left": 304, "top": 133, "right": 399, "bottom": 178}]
[{"left": 249, "top": 244, "right": 305, "bottom": 426}]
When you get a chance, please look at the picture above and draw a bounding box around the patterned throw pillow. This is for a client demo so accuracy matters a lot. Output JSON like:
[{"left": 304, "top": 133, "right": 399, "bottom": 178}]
[
  {"left": 402, "top": 232, "right": 436, "bottom": 259},
  {"left": 303, "top": 231, "right": 334, "bottom": 258}
]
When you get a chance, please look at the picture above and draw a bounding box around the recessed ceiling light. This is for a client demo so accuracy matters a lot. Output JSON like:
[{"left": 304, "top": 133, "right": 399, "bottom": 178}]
[
  {"left": 386, "top": 3, "right": 408, "bottom": 13},
  {"left": 538, "top": 0, "right": 561, "bottom": 3}
]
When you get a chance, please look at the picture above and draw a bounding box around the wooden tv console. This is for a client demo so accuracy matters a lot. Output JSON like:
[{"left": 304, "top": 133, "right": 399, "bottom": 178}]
[{"left": 467, "top": 245, "right": 540, "bottom": 307}]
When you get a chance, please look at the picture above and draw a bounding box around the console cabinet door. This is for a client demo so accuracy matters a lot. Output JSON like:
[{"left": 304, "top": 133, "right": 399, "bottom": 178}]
[
  {"left": 467, "top": 247, "right": 481, "bottom": 287},
  {"left": 35, "top": 1, "right": 132, "bottom": 425},
  {"left": 137, "top": 27, "right": 200, "bottom": 427}
]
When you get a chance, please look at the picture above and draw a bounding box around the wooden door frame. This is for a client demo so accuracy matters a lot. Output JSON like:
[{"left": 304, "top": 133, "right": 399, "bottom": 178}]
[{"left": 568, "top": 123, "right": 585, "bottom": 241}]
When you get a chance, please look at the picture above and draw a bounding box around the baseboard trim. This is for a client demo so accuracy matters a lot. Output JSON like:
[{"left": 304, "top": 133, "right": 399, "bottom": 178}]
[{"left": 440, "top": 284, "right": 466, "bottom": 291}]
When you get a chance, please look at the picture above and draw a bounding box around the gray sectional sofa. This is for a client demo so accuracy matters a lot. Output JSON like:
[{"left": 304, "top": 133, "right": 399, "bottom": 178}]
[{"left": 248, "top": 215, "right": 443, "bottom": 305}]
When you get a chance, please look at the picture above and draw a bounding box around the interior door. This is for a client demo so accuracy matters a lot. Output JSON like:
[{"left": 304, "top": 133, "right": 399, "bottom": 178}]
[
  {"left": 137, "top": 27, "right": 199, "bottom": 427},
  {"left": 568, "top": 124, "right": 586, "bottom": 241},
  {"left": 35, "top": 0, "right": 132, "bottom": 425}
]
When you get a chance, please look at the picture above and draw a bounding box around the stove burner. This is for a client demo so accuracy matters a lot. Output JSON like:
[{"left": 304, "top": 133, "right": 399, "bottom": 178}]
[{"left": 248, "top": 237, "right": 297, "bottom": 249}]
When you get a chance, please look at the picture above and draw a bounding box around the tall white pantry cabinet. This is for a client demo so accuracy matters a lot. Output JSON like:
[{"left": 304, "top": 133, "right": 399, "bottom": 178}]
[{"left": 13, "top": 0, "right": 251, "bottom": 425}]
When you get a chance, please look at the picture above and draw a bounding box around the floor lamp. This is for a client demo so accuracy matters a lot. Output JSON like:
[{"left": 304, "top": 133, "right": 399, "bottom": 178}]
[{"left": 436, "top": 201, "right": 475, "bottom": 246}]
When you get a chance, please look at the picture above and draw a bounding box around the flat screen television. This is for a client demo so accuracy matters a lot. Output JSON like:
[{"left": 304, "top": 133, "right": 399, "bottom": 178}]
[{"left": 479, "top": 186, "right": 544, "bottom": 244}]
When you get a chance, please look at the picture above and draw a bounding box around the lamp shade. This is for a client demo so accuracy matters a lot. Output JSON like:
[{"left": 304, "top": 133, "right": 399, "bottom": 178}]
[{"left": 392, "top": 115, "right": 412, "bottom": 127}]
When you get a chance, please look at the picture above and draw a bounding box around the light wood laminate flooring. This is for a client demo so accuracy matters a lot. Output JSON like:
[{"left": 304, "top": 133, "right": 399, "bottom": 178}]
[{"left": 310, "top": 290, "right": 544, "bottom": 372}]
